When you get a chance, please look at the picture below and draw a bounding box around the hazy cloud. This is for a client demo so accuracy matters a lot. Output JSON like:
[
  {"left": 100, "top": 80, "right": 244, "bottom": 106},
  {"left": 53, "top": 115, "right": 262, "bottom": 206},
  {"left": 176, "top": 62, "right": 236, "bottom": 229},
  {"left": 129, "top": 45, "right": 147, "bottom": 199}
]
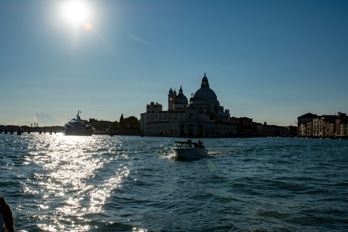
[
  {"left": 4, "top": 120, "right": 32, "bottom": 126},
  {"left": 127, "top": 33, "right": 154, "bottom": 46},
  {"left": 34, "top": 113, "right": 58, "bottom": 126}
]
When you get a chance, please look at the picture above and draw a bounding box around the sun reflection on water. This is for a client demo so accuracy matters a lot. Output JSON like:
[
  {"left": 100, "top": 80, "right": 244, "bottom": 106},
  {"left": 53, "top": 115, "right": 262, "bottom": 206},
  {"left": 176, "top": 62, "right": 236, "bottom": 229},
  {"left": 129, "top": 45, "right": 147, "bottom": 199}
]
[{"left": 23, "top": 134, "right": 130, "bottom": 231}]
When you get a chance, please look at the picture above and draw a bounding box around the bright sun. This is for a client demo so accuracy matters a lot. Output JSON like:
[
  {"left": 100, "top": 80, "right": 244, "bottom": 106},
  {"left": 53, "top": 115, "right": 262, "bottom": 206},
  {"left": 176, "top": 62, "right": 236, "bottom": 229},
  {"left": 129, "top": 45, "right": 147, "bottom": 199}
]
[{"left": 61, "top": 0, "right": 91, "bottom": 28}]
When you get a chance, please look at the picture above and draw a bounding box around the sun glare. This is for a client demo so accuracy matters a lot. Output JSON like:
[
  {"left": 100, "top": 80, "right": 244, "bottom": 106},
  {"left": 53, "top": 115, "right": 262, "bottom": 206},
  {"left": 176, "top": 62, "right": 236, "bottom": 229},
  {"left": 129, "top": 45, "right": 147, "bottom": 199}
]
[{"left": 61, "top": 0, "right": 91, "bottom": 28}]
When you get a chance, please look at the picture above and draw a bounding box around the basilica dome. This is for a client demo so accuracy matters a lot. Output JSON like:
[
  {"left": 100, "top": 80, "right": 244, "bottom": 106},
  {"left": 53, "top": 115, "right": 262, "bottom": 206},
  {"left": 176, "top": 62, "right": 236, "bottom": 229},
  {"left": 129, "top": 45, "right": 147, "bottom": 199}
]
[{"left": 193, "top": 73, "right": 217, "bottom": 103}]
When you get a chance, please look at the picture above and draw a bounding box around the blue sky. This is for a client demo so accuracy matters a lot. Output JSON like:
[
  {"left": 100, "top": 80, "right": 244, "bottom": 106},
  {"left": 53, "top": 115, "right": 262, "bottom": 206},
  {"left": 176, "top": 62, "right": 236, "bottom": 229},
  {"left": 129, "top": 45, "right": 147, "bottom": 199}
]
[{"left": 1, "top": 0, "right": 347, "bottom": 126}]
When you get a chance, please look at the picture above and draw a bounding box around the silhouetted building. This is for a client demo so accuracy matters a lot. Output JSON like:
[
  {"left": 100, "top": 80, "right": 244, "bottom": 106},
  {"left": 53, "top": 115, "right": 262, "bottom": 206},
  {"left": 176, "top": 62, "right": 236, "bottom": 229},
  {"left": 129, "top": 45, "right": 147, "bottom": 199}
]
[
  {"left": 141, "top": 73, "right": 236, "bottom": 137},
  {"left": 89, "top": 118, "right": 113, "bottom": 131},
  {"left": 230, "top": 117, "right": 254, "bottom": 137}
]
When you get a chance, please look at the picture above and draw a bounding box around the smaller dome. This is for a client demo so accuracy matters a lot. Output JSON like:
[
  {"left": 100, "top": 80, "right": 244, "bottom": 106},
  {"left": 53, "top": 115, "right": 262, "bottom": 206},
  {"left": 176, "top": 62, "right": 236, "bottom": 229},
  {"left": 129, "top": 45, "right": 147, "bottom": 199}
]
[
  {"left": 175, "top": 94, "right": 188, "bottom": 104},
  {"left": 175, "top": 86, "right": 188, "bottom": 105}
]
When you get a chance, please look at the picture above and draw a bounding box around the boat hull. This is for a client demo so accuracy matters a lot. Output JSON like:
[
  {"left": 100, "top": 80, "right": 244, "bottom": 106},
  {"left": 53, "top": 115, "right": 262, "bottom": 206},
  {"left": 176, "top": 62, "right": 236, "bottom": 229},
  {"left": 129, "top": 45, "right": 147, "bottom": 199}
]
[{"left": 171, "top": 147, "right": 207, "bottom": 160}]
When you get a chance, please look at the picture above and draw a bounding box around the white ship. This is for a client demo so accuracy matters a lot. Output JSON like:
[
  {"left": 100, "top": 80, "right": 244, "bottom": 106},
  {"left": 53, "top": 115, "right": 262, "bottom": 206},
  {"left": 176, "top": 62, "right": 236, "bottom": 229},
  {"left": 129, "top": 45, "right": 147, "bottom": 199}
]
[{"left": 65, "top": 111, "right": 94, "bottom": 136}]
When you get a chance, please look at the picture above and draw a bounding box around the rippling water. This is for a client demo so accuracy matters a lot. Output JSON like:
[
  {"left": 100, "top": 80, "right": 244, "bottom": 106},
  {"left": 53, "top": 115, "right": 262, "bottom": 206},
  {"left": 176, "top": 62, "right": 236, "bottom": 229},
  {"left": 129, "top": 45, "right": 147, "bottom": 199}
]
[{"left": 1, "top": 134, "right": 347, "bottom": 231}]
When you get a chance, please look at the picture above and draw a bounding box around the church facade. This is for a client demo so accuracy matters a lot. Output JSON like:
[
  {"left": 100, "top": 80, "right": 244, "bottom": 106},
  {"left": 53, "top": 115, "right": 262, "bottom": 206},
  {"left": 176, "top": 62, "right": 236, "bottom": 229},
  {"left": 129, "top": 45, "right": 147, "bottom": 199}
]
[{"left": 140, "top": 73, "right": 237, "bottom": 137}]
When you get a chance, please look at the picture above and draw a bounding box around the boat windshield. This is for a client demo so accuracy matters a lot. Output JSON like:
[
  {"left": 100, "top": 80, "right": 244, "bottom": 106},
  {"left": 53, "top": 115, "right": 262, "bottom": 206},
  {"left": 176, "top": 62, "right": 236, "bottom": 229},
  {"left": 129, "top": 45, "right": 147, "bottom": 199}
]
[
  {"left": 175, "top": 141, "right": 194, "bottom": 148},
  {"left": 174, "top": 140, "right": 205, "bottom": 149}
]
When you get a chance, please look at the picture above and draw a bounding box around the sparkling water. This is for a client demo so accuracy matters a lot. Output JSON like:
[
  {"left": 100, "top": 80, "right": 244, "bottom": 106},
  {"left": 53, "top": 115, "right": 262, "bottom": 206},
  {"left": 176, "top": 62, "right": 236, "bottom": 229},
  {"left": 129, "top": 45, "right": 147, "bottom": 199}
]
[{"left": 1, "top": 134, "right": 347, "bottom": 231}]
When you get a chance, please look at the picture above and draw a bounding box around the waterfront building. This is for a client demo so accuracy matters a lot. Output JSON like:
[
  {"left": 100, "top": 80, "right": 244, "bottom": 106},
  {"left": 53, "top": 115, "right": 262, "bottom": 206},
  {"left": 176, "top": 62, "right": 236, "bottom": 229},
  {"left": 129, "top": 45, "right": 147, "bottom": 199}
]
[
  {"left": 261, "top": 123, "right": 290, "bottom": 137},
  {"left": 140, "top": 73, "right": 237, "bottom": 137},
  {"left": 297, "top": 112, "right": 348, "bottom": 138},
  {"left": 297, "top": 113, "right": 317, "bottom": 137},
  {"left": 230, "top": 117, "right": 254, "bottom": 137},
  {"left": 89, "top": 118, "right": 113, "bottom": 131}
]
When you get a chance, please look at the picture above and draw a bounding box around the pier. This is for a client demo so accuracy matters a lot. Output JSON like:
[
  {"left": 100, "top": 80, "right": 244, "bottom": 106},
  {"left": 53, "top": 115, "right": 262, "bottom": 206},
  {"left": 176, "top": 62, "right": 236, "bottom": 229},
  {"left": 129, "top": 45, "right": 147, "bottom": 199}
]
[{"left": 0, "top": 125, "right": 65, "bottom": 135}]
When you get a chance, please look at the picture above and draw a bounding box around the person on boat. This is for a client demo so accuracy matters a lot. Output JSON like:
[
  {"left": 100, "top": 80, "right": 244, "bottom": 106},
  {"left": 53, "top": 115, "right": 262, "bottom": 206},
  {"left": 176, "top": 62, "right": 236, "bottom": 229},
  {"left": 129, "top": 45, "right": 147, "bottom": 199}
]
[
  {"left": 199, "top": 140, "right": 205, "bottom": 148},
  {"left": 0, "top": 196, "right": 15, "bottom": 232}
]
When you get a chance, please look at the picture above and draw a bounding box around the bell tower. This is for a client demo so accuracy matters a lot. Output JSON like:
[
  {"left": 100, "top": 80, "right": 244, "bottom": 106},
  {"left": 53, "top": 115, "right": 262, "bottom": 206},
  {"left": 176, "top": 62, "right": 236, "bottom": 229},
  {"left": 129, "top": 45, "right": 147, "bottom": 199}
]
[{"left": 168, "top": 88, "right": 176, "bottom": 111}]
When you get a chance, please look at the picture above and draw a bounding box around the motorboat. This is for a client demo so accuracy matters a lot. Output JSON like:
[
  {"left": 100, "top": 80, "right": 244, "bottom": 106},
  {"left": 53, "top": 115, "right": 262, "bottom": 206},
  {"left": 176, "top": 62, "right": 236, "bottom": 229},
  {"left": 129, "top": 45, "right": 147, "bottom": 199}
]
[
  {"left": 65, "top": 111, "right": 94, "bottom": 136},
  {"left": 171, "top": 140, "right": 207, "bottom": 160}
]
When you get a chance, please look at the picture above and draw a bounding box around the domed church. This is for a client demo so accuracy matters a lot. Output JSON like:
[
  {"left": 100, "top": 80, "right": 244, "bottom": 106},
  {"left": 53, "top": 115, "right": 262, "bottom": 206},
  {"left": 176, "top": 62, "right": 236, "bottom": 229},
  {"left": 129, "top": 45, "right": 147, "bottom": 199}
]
[
  {"left": 188, "top": 73, "right": 230, "bottom": 122},
  {"left": 141, "top": 73, "right": 236, "bottom": 137}
]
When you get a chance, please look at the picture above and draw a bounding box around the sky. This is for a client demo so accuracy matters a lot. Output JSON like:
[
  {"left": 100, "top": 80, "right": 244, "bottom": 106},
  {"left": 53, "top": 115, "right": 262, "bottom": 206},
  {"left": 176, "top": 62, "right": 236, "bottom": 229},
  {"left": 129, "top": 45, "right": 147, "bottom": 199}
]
[{"left": 0, "top": 0, "right": 347, "bottom": 126}]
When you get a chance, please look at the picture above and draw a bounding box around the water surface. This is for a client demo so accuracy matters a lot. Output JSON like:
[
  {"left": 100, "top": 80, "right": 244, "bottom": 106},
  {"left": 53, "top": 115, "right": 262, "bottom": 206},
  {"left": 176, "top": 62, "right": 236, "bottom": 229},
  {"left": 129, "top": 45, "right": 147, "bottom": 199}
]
[{"left": 1, "top": 134, "right": 347, "bottom": 231}]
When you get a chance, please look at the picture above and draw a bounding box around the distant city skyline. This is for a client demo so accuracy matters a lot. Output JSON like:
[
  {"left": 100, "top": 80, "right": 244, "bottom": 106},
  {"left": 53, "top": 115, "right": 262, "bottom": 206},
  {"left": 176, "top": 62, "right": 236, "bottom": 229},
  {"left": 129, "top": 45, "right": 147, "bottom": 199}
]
[{"left": 1, "top": 0, "right": 348, "bottom": 126}]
